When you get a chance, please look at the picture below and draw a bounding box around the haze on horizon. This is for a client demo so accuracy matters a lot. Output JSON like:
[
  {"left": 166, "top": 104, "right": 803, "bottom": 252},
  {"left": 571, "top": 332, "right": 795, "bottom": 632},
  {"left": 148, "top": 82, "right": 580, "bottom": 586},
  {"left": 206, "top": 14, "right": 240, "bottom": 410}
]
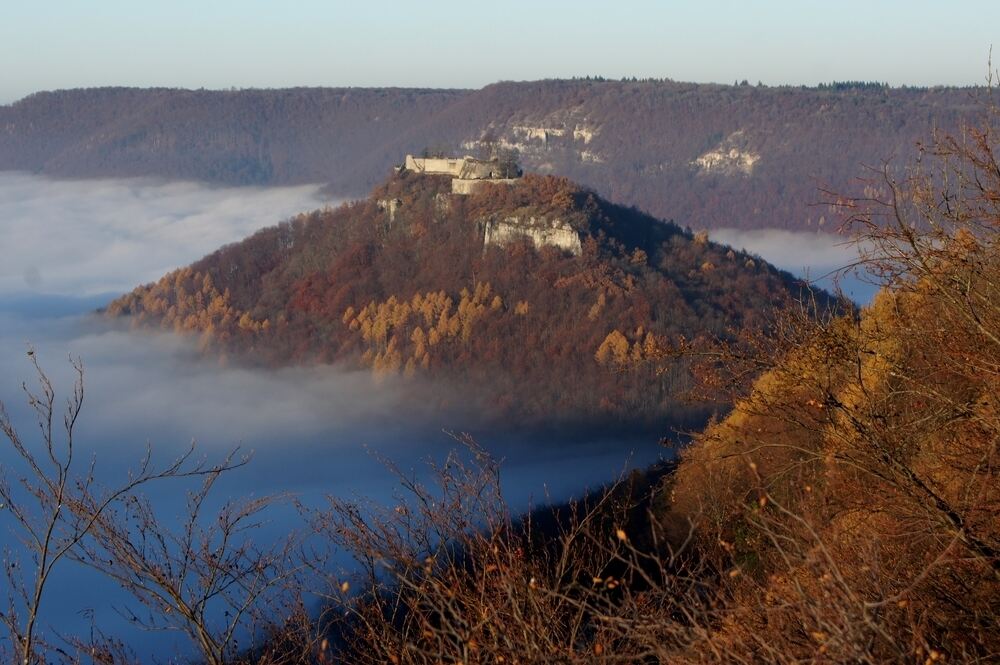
[{"left": 2, "top": 0, "right": 998, "bottom": 105}]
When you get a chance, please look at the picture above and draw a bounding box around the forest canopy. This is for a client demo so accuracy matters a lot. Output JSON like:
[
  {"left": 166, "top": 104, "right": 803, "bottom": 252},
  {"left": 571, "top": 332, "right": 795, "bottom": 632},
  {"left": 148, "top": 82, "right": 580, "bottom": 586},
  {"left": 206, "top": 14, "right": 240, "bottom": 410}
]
[
  {"left": 107, "top": 172, "right": 833, "bottom": 430},
  {"left": 0, "top": 81, "right": 979, "bottom": 231}
]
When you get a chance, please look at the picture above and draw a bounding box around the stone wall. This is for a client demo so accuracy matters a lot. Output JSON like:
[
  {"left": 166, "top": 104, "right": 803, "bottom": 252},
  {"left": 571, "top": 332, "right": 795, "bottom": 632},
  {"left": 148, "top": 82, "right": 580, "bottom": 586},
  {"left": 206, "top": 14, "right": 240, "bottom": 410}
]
[
  {"left": 404, "top": 154, "right": 496, "bottom": 179},
  {"left": 451, "top": 177, "right": 519, "bottom": 195}
]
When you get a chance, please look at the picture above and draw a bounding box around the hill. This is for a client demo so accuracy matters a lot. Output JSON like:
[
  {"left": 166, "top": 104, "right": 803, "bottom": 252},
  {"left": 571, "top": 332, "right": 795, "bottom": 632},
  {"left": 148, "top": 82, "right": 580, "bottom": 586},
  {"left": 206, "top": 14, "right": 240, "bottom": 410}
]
[
  {"left": 106, "top": 171, "right": 834, "bottom": 429},
  {"left": 306, "top": 114, "right": 1000, "bottom": 664},
  {"left": 0, "top": 81, "right": 982, "bottom": 230},
  {"left": 324, "top": 220, "right": 1000, "bottom": 663}
]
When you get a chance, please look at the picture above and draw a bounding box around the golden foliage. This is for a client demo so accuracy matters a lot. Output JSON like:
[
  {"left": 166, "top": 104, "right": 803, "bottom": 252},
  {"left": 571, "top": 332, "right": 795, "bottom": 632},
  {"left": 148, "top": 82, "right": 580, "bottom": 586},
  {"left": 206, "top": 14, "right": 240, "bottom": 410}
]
[
  {"left": 345, "top": 283, "right": 507, "bottom": 377},
  {"left": 595, "top": 329, "right": 664, "bottom": 368},
  {"left": 106, "top": 267, "right": 267, "bottom": 347},
  {"left": 668, "top": 178, "right": 1000, "bottom": 659}
]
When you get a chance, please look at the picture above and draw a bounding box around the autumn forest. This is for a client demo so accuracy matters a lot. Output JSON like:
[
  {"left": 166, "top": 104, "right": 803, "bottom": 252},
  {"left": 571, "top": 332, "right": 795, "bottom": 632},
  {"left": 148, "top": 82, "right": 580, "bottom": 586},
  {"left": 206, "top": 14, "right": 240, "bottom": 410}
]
[
  {"left": 106, "top": 172, "right": 829, "bottom": 430},
  {"left": 2, "top": 24, "right": 998, "bottom": 659}
]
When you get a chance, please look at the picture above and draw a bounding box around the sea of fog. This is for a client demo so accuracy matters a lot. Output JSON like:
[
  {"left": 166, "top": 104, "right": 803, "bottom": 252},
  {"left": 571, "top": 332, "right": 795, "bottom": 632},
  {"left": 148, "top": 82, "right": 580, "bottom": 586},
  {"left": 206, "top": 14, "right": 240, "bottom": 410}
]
[
  {"left": 711, "top": 227, "right": 881, "bottom": 304},
  {"left": 0, "top": 173, "right": 876, "bottom": 661}
]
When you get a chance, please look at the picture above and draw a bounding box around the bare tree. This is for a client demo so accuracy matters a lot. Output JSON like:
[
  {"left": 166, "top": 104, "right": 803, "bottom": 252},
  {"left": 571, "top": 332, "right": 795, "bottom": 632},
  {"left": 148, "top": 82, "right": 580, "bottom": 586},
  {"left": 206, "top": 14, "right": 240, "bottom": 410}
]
[
  {"left": 495, "top": 147, "right": 521, "bottom": 179},
  {"left": 0, "top": 353, "right": 248, "bottom": 664},
  {"left": 299, "top": 436, "right": 725, "bottom": 664},
  {"left": 478, "top": 130, "right": 500, "bottom": 162},
  {"left": 67, "top": 462, "right": 309, "bottom": 665}
]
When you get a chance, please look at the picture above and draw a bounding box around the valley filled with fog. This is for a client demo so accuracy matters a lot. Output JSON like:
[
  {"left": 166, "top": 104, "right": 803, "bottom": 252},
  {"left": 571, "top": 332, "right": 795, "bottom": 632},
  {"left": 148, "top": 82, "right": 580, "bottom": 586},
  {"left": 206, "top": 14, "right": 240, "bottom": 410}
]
[
  {"left": 0, "top": 174, "right": 672, "bottom": 656},
  {"left": 0, "top": 173, "right": 870, "bottom": 658}
]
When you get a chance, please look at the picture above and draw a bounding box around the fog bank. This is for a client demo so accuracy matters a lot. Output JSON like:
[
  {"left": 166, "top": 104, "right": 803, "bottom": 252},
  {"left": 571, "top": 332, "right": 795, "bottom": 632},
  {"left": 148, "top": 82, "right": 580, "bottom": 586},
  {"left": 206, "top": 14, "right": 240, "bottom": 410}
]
[
  {"left": 711, "top": 227, "right": 879, "bottom": 303},
  {"left": 1, "top": 174, "right": 872, "bottom": 659},
  {"left": 0, "top": 172, "right": 329, "bottom": 297}
]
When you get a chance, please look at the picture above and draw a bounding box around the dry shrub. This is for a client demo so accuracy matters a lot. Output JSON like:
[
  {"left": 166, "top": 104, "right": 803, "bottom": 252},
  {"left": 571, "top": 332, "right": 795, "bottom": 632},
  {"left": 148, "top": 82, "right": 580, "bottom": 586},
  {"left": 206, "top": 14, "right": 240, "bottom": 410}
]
[
  {"left": 666, "top": 100, "right": 1000, "bottom": 662},
  {"left": 300, "top": 439, "right": 732, "bottom": 664},
  {"left": 313, "top": 101, "right": 1000, "bottom": 663},
  {"left": 6, "top": 88, "right": 1000, "bottom": 665}
]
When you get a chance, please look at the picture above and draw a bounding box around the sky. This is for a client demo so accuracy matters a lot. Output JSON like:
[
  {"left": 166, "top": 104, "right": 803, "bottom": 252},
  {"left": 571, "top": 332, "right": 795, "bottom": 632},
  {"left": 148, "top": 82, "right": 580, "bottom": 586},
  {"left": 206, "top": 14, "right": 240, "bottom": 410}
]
[{"left": 1, "top": 0, "right": 998, "bottom": 104}]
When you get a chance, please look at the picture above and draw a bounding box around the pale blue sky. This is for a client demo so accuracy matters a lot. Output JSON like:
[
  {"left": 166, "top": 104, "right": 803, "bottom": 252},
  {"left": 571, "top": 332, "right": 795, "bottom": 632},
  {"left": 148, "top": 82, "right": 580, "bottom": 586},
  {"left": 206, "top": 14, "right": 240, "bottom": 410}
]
[{"left": 1, "top": 0, "right": 997, "bottom": 103}]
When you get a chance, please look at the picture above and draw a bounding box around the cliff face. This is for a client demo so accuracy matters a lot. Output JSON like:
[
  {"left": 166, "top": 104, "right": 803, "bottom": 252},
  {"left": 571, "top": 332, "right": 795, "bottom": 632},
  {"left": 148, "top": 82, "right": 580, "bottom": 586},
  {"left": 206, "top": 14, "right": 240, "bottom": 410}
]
[
  {"left": 106, "top": 171, "right": 834, "bottom": 428},
  {"left": 483, "top": 215, "right": 583, "bottom": 255},
  {"left": 0, "top": 82, "right": 980, "bottom": 230}
]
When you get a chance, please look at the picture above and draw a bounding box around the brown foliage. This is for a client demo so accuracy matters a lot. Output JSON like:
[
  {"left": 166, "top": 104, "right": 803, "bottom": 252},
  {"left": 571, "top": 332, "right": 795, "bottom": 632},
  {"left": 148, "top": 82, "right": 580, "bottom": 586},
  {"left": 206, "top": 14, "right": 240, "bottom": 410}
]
[
  {"left": 665, "top": 102, "right": 1000, "bottom": 661},
  {"left": 299, "top": 97, "right": 1000, "bottom": 664},
  {"left": 304, "top": 439, "right": 725, "bottom": 665},
  {"left": 108, "top": 172, "right": 813, "bottom": 429}
]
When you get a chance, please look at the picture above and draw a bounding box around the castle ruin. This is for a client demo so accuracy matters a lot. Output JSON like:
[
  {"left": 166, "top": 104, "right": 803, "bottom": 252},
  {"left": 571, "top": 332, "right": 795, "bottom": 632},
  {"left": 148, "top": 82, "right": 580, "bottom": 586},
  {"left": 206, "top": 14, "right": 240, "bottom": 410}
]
[
  {"left": 400, "top": 154, "right": 521, "bottom": 195},
  {"left": 392, "top": 153, "right": 581, "bottom": 255}
]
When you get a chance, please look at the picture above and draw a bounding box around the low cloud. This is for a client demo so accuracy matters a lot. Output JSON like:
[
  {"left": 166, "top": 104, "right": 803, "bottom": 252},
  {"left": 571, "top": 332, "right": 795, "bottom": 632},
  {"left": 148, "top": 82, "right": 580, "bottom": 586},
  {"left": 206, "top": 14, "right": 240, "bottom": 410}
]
[
  {"left": 710, "top": 228, "right": 862, "bottom": 277},
  {"left": 0, "top": 312, "right": 418, "bottom": 465},
  {"left": 710, "top": 227, "right": 879, "bottom": 302},
  {"left": 0, "top": 172, "right": 331, "bottom": 297},
  {"left": 0, "top": 172, "right": 414, "bottom": 494},
  {"left": 0, "top": 174, "right": 654, "bottom": 471},
  {"left": 0, "top": 309, "right": 439, "bottom": 656},
  {"left": 0, "top": 311, "right": 657, "bottom": 658},
  {"left": 0, "top": 175, "right": 661, "bottom": 659}
]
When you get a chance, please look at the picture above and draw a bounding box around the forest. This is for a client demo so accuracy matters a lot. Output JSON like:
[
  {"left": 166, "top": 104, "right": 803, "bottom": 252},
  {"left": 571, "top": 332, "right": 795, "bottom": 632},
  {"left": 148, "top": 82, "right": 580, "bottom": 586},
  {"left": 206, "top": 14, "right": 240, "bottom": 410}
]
[
  {"left": 0, "top": 80, "right": 980, "bottom": 230},
  {"left": 106, "top": 171, "right": 828, "bottom": 430},
  {"left": 3, "top": 108, "right": 998, "bottom": 663}
]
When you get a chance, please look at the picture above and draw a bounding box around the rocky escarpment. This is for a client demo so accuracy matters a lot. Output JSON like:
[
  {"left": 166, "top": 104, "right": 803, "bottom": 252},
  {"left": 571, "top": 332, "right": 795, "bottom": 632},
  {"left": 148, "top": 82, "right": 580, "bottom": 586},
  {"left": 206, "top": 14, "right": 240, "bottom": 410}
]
[
  {"left": 483, "top": 215, "right": 583, "bottom": 255},
  {"left": 1, "top": 82, "right": 979, "bottom": 231},
  {"left": 692, "top": 130, "right": 760, "bottom": 175}
]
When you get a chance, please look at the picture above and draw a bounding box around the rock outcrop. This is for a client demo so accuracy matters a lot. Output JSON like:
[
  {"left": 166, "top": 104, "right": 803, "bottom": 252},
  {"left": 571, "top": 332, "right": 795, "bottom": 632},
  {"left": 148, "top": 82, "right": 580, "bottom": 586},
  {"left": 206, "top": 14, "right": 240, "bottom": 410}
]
[{"left": 483, "top": 215, "right": 582, "bottom": 255}]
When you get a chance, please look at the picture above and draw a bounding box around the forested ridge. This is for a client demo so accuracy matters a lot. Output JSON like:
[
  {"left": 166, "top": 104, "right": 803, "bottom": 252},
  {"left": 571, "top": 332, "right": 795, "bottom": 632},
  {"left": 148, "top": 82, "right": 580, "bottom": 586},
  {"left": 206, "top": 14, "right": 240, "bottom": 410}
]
[
  {"left": 0, "top": 80, "right": 980, "bottom": 230},
  {"left": 4, "top": 85, "right": 999, "bottom": 665},
  {"left": 107, "top": 172, "right": 829, "bottom": 428},
  {"left": 293, "top": 106, "right": 1000, "bottom": 664}
]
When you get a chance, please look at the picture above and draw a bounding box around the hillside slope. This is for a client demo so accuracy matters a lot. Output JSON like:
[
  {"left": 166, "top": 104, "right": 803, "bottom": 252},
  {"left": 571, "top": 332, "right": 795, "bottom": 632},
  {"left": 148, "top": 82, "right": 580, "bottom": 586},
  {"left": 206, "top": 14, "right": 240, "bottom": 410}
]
[
  {"left": 311, "top": 115, "right": 1000, "bottom": 664},
  {"left": 107, "top": 172, "right": 832, "bottom": 428},
  {"left": 664, "top": 274, "right": 1000, "bottom": 661},
  {"left": 0, "top": 81, "right": 981, "bottom": 230}
]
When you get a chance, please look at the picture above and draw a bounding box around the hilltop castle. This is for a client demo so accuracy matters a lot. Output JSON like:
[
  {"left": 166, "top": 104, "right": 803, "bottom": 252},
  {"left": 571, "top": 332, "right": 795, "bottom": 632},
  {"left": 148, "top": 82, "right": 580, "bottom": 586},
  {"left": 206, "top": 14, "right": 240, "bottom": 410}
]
[
  {"left": 389, "top": 153, "right": 580, "bottom": 255},
  {"left": 400, "top": 154, "right": 521, "bottom": 194}
]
